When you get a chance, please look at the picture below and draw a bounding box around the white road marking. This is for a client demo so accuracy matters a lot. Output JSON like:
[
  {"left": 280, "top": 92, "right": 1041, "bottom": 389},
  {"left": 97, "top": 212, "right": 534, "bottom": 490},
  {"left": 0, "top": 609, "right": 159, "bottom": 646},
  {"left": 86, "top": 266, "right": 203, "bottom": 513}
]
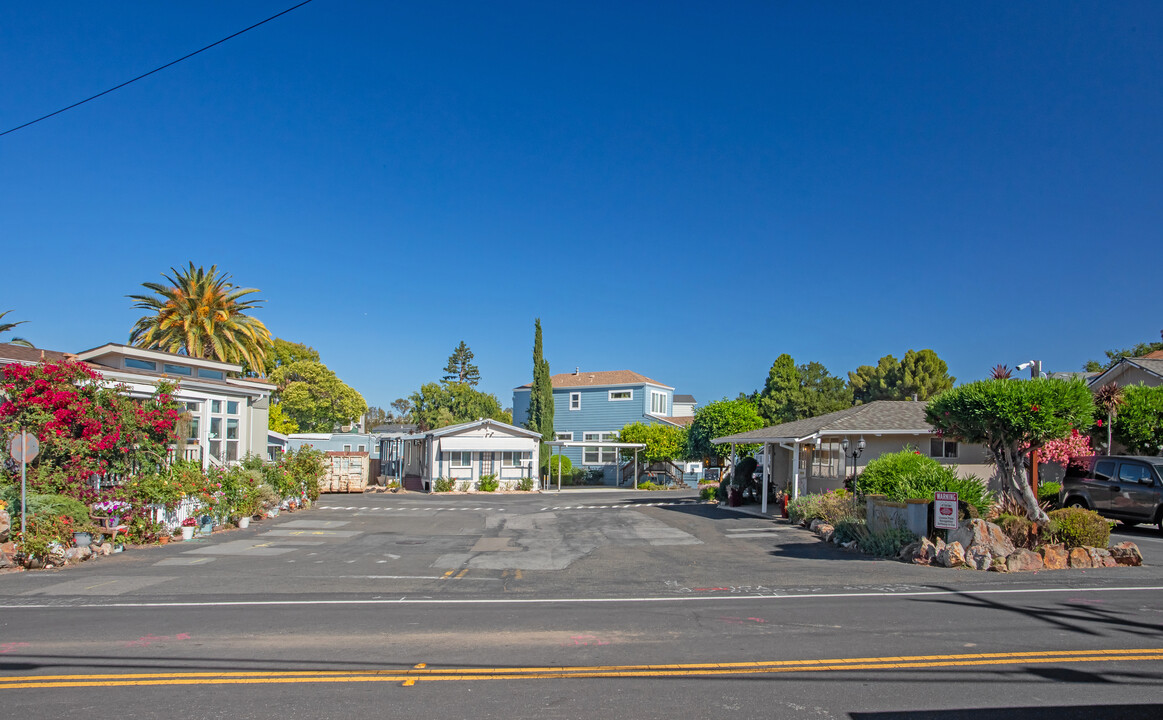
[{"left": 8, "top": 585, "right": 1163, "bottom": 609}]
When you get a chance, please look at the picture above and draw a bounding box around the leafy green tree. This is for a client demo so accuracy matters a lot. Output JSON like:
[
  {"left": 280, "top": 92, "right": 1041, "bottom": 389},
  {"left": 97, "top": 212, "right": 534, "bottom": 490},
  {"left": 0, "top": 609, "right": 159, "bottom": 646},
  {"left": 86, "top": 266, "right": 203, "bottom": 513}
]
[
  {"left": 849, "top": 349, "right": 954, "bottom": 404},
  {"left": 128, "top": 263, "right": 272, "bottom": 372},
  {"left": 1112, "top": 385, "right": 1163, "bottom": 455},
  {"left": 269, "top": 360, "right": 368, "bottom": 433},
  {"left": 926, "top": 378, "right": 1094, "bottom": 524},
  {"left": 618, "top": 422, "right": 687, "bottom": 465},
  {"left": 0, "top": 310, "right": 32, "bottom": 347},
  {"left": 363, "top": 405, "right": 391, "bottom": 430},
  {"left": 442, "top": 341, "right": 481, "bottom": 386},
  {"left": 409, "top": 382, "right": 509, "bottom": 430},
  {"left": 757, "top": 354, "right": 851, "bottom": 425},
  {"left": 263, "top": 338, "right": 321, "bottom": 376},
  {"left": 527, "top": 319, "right": 554, "bottom": 443},
  {"left": 1084, "top": 329, "right": 1163, "bottom": 371},
  {"left": 390, "top": 397, "right": 413, "bottom": 422},
  {"left": 267, "top": 403, "right": 298, "bottom": 435},
  {"left": 686, "top": 399, "right": 765, "bottom": 464}
]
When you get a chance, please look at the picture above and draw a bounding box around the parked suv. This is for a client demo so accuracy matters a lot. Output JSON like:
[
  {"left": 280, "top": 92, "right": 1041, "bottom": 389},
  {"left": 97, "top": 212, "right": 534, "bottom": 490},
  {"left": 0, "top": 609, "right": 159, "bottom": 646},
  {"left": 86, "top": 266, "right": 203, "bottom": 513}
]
[{"left": 1060, "top": 455, "right": 1163, "bottom": 531}]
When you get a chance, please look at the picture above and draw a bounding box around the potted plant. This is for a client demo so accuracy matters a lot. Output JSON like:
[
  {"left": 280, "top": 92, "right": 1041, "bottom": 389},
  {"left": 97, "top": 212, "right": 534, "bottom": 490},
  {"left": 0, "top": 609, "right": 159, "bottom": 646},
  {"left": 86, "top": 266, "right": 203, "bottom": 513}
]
[{"left": 180, "top": 517, "right": 196, "bottom": 541}]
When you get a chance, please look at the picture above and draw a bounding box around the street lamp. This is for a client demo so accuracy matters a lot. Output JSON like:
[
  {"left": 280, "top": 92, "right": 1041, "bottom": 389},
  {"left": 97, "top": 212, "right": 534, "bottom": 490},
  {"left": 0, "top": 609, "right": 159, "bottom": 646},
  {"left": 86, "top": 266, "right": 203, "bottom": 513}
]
[{"left": 841, "top": 437, "right": 866, "bottom": 493}]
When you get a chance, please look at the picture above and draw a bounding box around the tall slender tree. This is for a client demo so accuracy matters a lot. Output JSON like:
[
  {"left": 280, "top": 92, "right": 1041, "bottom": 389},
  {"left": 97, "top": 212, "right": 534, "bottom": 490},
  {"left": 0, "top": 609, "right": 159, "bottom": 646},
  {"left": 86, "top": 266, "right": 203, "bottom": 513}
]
[
  {"left": 442, "top": 341, "right": 481, "bottom": 386},
  {"left": 0, "top": 310, "right": 32, "bottom": 347},
  {"left": 528, "top": 319, "right": 554, "bottom": 442},
  {"left": 128, "top": 263, "right": 272, "bottom": 372}
]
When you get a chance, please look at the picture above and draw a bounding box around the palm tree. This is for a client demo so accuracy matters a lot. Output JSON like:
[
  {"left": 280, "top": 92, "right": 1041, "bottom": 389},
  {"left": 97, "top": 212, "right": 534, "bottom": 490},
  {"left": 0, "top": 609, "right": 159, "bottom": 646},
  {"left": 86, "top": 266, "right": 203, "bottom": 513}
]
[
  {"left": 0, "top": 310, "right": 33, "bottom": 347},
  {"left": 128, "top": 263, "right": 272, "bottom": 373},
  {"left": 1094, "top": 381, "right": 1124, "bottom": 452}
]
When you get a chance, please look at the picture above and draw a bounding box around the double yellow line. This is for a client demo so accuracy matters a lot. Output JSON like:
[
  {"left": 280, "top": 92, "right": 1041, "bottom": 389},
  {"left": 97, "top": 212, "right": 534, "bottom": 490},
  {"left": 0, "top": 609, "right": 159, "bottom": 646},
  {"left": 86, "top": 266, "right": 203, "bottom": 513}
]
[{"left": 2, "top": 648, "right": 1160, "bottom": 690}]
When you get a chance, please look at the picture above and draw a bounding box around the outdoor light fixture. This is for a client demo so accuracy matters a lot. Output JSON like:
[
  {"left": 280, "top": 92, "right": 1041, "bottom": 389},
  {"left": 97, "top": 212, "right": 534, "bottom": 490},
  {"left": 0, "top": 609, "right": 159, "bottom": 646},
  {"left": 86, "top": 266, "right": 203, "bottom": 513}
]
[{"left": 841, "top": 437, "right": 867, "bottom": 492}]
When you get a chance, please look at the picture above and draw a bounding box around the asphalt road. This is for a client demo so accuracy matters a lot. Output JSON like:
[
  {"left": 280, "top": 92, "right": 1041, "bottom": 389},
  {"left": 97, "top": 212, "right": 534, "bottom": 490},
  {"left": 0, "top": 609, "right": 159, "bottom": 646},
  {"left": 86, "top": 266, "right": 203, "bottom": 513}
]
[{"left": 3, "top": 489, "right": 1163, "bottom": 719}]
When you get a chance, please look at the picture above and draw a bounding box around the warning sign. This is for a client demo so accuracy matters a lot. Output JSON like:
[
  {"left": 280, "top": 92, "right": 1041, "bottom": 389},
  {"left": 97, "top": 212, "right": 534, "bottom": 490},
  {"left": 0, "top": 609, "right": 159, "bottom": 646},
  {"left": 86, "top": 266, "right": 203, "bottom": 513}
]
[{"left": 934, "top": 491, "right": 959, "bottom": 530}]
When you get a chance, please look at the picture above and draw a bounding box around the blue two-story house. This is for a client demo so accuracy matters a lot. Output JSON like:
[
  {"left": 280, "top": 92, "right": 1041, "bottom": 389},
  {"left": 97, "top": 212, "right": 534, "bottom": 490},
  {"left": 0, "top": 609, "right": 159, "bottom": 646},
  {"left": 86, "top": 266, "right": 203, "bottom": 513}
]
[{"left": 512, "top": 369, "right": 686, "bottom": 477}]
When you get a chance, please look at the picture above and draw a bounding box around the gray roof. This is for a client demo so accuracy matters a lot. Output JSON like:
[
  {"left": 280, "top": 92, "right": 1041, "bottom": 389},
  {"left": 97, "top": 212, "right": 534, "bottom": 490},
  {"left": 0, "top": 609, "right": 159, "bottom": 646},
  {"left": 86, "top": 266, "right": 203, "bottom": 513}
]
[
  {"left": 712, "top": 401, "right": 933, "bottom": 444},
  {"left": 673, "top": 394, "right": 696, "bottom": 403},
  {"left": 1089, "top": 357, "right": 1163, "bottom": 388}
]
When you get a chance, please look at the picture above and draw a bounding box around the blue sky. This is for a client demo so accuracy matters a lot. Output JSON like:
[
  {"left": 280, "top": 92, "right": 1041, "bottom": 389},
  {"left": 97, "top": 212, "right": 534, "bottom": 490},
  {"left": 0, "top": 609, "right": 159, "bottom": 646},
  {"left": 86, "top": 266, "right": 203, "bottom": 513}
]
[{"left": 2, "top": 1, "right": 1161, "bottom": 412}]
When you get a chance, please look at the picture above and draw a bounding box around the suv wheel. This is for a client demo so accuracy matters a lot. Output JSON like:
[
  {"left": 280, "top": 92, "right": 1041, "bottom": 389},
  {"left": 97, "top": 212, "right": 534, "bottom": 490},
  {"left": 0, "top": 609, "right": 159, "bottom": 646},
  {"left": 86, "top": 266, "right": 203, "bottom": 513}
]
[{"left": 1066, "top": 498, "right": 1088, "bottom": 510}]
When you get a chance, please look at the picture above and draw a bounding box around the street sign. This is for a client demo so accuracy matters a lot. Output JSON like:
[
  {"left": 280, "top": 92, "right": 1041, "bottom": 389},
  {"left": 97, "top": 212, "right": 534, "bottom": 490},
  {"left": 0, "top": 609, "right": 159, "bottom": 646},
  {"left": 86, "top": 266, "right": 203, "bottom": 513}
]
[
  {"left": 934, "top": 491, "right": 959, "bottom": 530},
  {"left": 8, "top": 432, "right": 38, "bottom": 463}
]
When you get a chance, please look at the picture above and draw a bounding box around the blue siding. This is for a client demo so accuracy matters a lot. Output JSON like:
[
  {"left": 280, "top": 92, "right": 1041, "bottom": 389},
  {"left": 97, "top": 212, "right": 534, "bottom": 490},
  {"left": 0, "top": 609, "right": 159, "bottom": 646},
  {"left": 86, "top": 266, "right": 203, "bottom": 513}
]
[
  {"left": 287, "top": 433, "right": 380, "bottom": 459},
  {"left": 551, "top": 384, "right": 673, "bottom": 467},
  {"left": 512, "top": 389, "right": 532, "bottom": 428}
]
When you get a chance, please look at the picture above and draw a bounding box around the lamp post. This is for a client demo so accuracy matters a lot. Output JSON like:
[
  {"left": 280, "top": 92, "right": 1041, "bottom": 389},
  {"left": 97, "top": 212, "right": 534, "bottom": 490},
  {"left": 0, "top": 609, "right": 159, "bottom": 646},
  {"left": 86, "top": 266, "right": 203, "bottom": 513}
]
[{"left": 841, "top": 437, "right": 866, "bottom": 494}]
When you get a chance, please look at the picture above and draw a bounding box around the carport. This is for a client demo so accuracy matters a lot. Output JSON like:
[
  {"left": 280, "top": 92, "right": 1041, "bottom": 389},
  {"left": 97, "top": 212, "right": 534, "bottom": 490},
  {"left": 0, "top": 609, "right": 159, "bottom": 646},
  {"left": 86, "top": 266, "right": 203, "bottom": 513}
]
[{"left": 544, "top": 440, "right": 647, "bottom": 492}]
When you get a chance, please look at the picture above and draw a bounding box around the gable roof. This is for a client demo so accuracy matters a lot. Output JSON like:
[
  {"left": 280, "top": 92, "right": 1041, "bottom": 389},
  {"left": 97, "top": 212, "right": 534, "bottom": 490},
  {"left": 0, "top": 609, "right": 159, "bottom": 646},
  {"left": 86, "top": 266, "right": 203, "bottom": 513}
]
[
  {"left": 712, "top": 401, "right": 933, "bottom": 444},
  {"left": 515, "top": 370, "right": 672, "bottom": 391},
  {"left": 673, "top": 394, "right": 696, "bottom": 404},
  {"left": 426, "top": 418, "right": 543, "bottom": 439},
  {"left": 1088, "top": 357, "right": 1163, "bottom": 388},
  {"left": 0, "top": 343, "right": 74, "bottom": 365}
]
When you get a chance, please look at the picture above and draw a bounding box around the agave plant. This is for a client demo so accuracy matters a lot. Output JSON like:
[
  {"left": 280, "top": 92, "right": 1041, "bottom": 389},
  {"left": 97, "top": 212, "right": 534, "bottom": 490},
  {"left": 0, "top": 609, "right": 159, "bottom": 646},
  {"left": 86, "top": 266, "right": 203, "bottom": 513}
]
[
  {"left": 0, "top": 310, "right": 32, "bottom": 347},
  {"left": 128, "top": 263, "right": 272, "bottom": 373},
  {"left": 989, "top": 364, "right": 1013, "bottom": 380}
]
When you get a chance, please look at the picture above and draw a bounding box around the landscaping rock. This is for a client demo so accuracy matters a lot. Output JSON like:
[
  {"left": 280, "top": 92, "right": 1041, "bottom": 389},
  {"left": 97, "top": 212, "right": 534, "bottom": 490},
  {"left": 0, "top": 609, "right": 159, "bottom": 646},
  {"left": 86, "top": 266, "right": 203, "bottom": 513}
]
[
  {"left": 905, "top": 537, "right": 938, "bottom": 565},
  {"left": 938, "top": 541, "right": 966, "bottom": 568},
  {"left": 816, "top": 523, "right": 835, "bottom": 542},
  {"left": 989, "top": 555, "right": 1009, "bottom": 572},
  {"left": 0, "top": 549, "right": 11, "bottom": 568},
  {"left": 966, "top": 546, "right": 992, "bottom": 571},
  {"left": 1041, "top": 543, "right": 1069, "bottom": 570},
  {"left": 97, "top": 543, "right": 113, "bottom": 556},
  {"left": 1069, "top": 547, "right": 1093, "bottom": 569},
  {"left": 1006, "top": 548, "right": 1044, "bottom": 573},
  {"left": 949, "top": 519, "right": 1015, "bottom": 559},
  {"left": 79, "top": 546, "right": 93, "bottom": 559},
  {"left": 935, "top": 537, "right": 946, "bottom": 554},
  {"left": 1109, "top": 542, "right": 1143, "bottom": 567},
  {"left": 0, "top": 508, "right": 9, "bottom": 542},
  {"left": 809, "top": 519, "right": 823, "bottom": 532},
  {"left": 63, "top": 548, "right": 86, "bottom": 565}
]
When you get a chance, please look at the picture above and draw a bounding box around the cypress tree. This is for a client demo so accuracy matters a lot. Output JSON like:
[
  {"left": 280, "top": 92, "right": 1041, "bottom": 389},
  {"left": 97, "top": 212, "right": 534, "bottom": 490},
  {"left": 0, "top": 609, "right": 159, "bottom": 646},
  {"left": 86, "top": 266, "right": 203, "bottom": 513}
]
[{"left": 530, "top": 319, "right": 554, "bottom": 443}]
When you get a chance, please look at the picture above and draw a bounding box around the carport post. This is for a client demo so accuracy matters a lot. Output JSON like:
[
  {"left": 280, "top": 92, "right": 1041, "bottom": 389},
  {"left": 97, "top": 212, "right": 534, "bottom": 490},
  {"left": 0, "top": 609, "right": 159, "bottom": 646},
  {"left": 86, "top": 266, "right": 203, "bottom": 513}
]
[
  {"left": 731, "top": 443, "right": 736, "bottom": 486},
  {"left": 791, "top": 443, "right": 801, "bottom": 500},
  {"left": 557, "top": 453, "right": 562, "bottom": 493},
  {"left": 634, "top": 448, "right": 639, "bottom": 489},
  {"left": 760, "top": 443, "right": 769, "bottom": 514}
]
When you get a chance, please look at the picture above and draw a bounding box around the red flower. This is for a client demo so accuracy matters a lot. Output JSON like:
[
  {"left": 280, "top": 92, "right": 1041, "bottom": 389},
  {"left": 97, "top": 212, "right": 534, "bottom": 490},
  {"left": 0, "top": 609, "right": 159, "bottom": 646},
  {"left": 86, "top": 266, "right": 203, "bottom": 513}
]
[
  {"left": 1096, "top": 419, "right": 1104, "bottom": 427},
  {"left": 1031, "top": 405, "right": 1040, "bottom": 412}
]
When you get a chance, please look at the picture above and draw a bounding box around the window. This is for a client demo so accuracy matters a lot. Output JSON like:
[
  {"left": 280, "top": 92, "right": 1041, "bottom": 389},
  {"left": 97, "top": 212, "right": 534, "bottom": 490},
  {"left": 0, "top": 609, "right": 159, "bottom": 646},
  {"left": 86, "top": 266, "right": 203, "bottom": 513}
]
[
  {"left": 570, "top": 392, "right": 581, "bottom": 410},
  {"left": 502, "top": 451, "right": 530, "bottom": 467},
  {"left": 1094, "top": 460, "right": 1116, "bottom": 482},
  {"left": 651, "top": 391, "right": 667, "bottom": 414},
  {"left": 188, "top": 416, "right": 200, "bottom": 442},
  {"left": 211, "top": 400, "right": 222, "bottom": 414},
  {"left": 343, "top": 444, "right": 352, "bottom": 452},
  {"left": 208, "top": 417, "right": 222, "bottom": 460},
  {"left": 1119, "top": 463, "right": 1154, "bottom": 486},
  {"left": 226, "top": 419, "right": 239, "bottom": 461},
  {"left": 608, "top": 389, "right": 633, "bottom": 401},
  {"left": 185, "top": 401, "right": 200, "bottom": 412},
  {"left": 555, "top": 432, "right": 573, "bottom": 441},
  {"left": 163, "top": 363, "right": 192, "bottom": 376},
  {"left": 199, "top": 369, "right": 224, "bottom": 380},
  {"left": 449, "top": 451, "right": 472, "bottom": 468},
  {"left": 227, "top": 401, "right": 239, "bottom": 415},
  {"left": 357, "top": 444, "right": 366, "bottom": 452},
  {"left": 811, "top": 441, "right": 842, "bottom": 478},
  {"left": 583, "top": 431, "right": 617, "bottom": 464},
  {"left": 125, "top": 358, "right": 156, "bottom": 371},
  {"left": 929, "top": 438, "right": 959, "bottom": 458}
]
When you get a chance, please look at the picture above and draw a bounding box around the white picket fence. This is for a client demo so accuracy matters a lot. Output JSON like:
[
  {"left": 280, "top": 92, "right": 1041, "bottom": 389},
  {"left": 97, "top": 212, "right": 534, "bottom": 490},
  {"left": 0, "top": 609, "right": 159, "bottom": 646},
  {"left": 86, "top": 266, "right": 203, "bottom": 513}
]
[{"left": 148, "top": 497, "right": 204, "bottom": 531}]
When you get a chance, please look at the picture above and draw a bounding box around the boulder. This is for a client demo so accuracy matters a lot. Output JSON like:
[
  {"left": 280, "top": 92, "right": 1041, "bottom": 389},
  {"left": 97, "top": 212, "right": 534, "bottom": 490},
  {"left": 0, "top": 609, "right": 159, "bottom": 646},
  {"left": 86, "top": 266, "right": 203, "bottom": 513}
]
[
  {"left": 1006, "top": 548, "right": 1044, "bottom": 573},
  {"left": 0, "top": 508, "right": 9, "bottom": 543},
  {"left": 938, "top": 541, "right": 966, "bottom": 568},
  {"left": 1087, "top": 547, "right": 1115, "bottom": 568},
  {"left": 816, "top": 523, "right": 835, "bottom": 542},
  {"left": 1109, "top": 542, "right": 1143, "bottom": 567},
  {"left": 905, "top": 537, "right": 938, "bottom": 565},
  {"left": 949, "top": 519, "right": 1015, "bottom": 559},
  {"left": 1041, "top": 543, "right": 1069, "bottom": 570},
  {"left": 935, "top": 537, "right": 947, "bottom": 554},
  {"left": 1069, "top": 547, "right": 1093, "bottom": 569},
  {"left": 0, "top": 549, "right": 11, "bottom": 569},
  {"left": 63, "top": 548, "right": 86, "bottom": 565},
  {"left": 966, "top": 546, "right": 992, "bottom": 571},
  {"left": 809, "top": 519, "right": 824, "bottom": 532},
  {"left": 97, "top": 543, "right": 113, "bottom": 557},
  {"left": 989, "top": 555, "right": 1009, "bottom": 572}
]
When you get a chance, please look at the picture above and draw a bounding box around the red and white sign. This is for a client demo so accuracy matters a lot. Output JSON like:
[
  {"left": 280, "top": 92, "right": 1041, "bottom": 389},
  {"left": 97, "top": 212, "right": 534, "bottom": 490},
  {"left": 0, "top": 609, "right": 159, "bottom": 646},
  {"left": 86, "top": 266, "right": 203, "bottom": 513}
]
[{"left": 934, "top": 491, "right": 958, "bottom": 530}]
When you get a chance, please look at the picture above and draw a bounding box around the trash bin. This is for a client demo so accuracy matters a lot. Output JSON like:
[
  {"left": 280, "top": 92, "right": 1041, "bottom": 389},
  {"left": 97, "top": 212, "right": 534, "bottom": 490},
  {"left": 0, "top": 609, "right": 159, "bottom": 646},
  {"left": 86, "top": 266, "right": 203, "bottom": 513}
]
[{"left": 728, "top": 486, "right": 742, "bottom": 507}]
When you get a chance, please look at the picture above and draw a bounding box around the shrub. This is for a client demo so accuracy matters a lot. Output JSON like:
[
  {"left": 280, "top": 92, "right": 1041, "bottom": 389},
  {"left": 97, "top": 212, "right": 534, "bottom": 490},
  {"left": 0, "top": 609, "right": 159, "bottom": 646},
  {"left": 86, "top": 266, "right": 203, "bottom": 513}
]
[
  {"left": 458, "top": 480, "right": 471, "bottom": 492},
  {"left": 787, "top": 494, "right": 820, "bottom": 525},
  {"left": 862, "top": 526, "right": 917, "bottom": 557},
  {"left": 542, "top": 455, "right": 572, "bottom": 477},
  {"left": 478, "top": 474, "right": 499, "bottom": 492},
  {"left": 1037, "top": 481, "right": 1061, "bottom": 509},
  {"left": 832, "top": 518, "right": 868, "bottom": 545},
  {"left": 814, "top": 489, "right": 861, "bottom": 524},
  {"left": 433, "top": 477, "right": 455, "bottom": 492},
  {"left": 994, "top": 513, "right": 1040, "bottom": 549},
  {"left": 516, "top": 477, "right": 535, "bottom": 492},
  {"left": 638, "top": 480, "right": 662, "bottom": 491},
  {"left": 1047, "top": 507, "right": 1111, "bottom": 548},
  {"left": 858, "top": 448, "right": 994, "bottom": 516},
  {"left": 700, "top": 486, "right": 717, "bottom": 501}
]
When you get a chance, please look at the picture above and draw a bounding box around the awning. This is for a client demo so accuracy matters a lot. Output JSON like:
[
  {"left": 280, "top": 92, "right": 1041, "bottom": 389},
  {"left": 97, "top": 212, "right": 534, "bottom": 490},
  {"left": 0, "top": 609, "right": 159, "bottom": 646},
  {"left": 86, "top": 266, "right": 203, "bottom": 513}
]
[{"left": 439, "top": 437, "right": 530, "bottom": 452}]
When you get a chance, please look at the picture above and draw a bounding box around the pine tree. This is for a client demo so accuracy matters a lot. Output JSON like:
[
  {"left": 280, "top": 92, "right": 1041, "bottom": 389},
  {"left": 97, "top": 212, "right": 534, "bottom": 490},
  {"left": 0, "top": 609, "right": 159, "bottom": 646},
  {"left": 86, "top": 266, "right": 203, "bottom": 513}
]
[{"left": 442, "top": 341, "right": 480, "bottom": 386}]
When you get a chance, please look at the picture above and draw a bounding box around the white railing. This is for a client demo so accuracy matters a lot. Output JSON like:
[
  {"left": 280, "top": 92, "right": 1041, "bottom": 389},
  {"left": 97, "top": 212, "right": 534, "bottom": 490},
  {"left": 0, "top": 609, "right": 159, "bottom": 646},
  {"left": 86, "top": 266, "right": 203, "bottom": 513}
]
[{"left": 148, "top": 497, "right": 203, "bottom": 531}]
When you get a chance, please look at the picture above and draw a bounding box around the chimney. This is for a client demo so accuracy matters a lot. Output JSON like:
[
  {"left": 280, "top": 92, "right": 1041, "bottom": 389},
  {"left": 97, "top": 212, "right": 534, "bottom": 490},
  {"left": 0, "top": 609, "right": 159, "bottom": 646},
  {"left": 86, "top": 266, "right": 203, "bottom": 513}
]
[{"left": 574, "top": 367, "right": 579, "bottom": 375}]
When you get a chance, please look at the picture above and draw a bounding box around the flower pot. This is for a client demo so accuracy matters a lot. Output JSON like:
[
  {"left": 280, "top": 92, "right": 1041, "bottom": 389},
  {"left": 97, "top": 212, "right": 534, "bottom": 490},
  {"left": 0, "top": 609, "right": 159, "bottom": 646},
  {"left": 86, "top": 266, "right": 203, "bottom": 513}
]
[
  {"left": 73, "top": 532, "right": 92, "bottom": 548},
  {"left": 181, "top": 526, "right": 195, "bottom": 541},
  {"left": 159, "top": 535, "right": 171, "bottom": 545},
  {"left": 237, "top": 516, "right": 250, "bottom": 529}
]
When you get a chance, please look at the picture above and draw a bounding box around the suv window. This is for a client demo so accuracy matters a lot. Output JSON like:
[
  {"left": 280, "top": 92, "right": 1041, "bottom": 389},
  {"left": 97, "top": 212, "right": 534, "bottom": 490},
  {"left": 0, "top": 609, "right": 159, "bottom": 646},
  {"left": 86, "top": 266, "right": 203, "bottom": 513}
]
[
  {"left": 1094, "top": 460, "right": 1116, "bottom": 482},
  {"left": 1119, "top": 463, "right": 1154, "bottom": 485}
]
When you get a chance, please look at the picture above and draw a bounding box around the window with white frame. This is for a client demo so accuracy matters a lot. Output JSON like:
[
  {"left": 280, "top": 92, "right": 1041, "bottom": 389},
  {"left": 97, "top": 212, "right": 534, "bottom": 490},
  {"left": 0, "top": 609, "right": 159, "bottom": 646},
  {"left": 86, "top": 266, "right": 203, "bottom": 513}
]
[
  {"left": 583, "top": 431, "right": 618, "bottom": 464},
  {"left": 811, "top": 441, "right": 842, "bottom": 478},
  {"left": 501, "top": 451, "right": 530, "bottom": 467},
  {"left": 343, "top": 444, "right": 352, "bottom": 452},
  {"left": 555, "top": 432, "right": 573, "bottom": 441},
  {"left": 608, "top": 389, "right": 633, "bottom": 401},
  {"left": 357, "top": 444, "right": 366, "bottom": 452},
  {"left": 650, "top": 391, "right": 667, "bottom": 414},
  {"left": 570, "top": 392, "right": 581, "bottom": 410},
  {"left": 930, "top": 438, "right": 959, "bottom": 458},
  {"left": 449, "top": 451, "right": 472, "bottom": 468}
]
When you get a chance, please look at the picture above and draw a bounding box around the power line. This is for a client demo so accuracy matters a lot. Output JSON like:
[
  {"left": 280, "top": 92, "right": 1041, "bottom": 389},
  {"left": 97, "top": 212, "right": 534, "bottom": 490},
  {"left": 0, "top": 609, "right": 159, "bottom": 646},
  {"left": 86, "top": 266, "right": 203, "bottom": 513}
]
[{"left": 0, "top": 0, "right": 316, "bottom": 138}]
